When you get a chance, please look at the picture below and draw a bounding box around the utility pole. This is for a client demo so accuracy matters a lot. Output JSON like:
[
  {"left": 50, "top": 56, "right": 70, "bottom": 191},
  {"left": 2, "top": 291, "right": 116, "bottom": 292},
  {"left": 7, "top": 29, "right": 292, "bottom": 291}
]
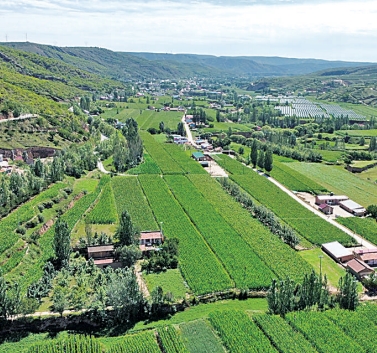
[{"left": 319, "top": 255, "right": 323, "bottom": 278}]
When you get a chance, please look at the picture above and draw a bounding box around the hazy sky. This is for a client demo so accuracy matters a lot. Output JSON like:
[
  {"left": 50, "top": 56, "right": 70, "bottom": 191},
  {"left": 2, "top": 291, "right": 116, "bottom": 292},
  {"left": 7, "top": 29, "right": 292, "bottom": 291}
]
[{"left": 1, "top": 0, "right": 377, "bottom": 62}]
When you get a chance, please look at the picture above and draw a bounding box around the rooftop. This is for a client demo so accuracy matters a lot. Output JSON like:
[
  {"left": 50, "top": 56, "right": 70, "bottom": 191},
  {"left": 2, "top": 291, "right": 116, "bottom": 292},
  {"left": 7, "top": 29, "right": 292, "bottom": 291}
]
[
  {"left": 316, "top": 195, "right": 348, "bottom": 201},
  {"left": 340, "top": 199, "right": 366, "bottom": 211},
  {"left": 347, "top": 258, "right": 374, "bottom": 274},
  {"left": 140, "top": 231, "right": 163, "bottom": 240},
  {"left": 322, "top": 241, "right": 353, "bottom": 258},
  {"left": 87, "top": 245, "right": 114, "bottom": 253}
]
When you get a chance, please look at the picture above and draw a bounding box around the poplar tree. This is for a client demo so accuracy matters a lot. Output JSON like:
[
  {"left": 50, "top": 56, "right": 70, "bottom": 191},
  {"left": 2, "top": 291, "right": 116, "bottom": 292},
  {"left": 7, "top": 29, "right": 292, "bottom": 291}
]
[
  {"left": 53, "top": 218, "right": 71, "bottom": 268},
  {"left": 264, "top": 148, "right": 273, "bottom": 173},
  {"left": 250, "top": 139, "right": 258, "bottom": 168}
]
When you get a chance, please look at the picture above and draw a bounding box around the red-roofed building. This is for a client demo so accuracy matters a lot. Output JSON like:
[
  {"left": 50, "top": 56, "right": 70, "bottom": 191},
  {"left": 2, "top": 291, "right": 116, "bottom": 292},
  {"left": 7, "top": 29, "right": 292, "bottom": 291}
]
[
  {"left": 346, "top": 258, "right": 374, "bottom": 279},
  {"left": 139, "top": 231, "right": 164, "bottom": 252},
  {"left": 318, "top": 204, "right": 333, "bottom": 215}
]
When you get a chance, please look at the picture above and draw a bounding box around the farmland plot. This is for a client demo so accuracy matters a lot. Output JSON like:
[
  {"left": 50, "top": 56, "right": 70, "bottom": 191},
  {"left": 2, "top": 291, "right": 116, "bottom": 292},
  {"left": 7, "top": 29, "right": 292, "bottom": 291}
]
[
  {"left": 285, "top": 162, "right": 377, "bottom": 206},
  {"left": 215, "top": 155, "right": 354, "bottom": 245},
  {"left": 271, "top": 159, "right": 327, "bottom": 194},
  {"left": 108, "top": 331, "right": 161, "bottom": 353},
  {"left": 336, "top": 217, "right": 377, "bottom": 246},
  {"left": 286, "top": 311, "right": 365, "bottom": 353},
  {"left": 88, "top": 182, "right": 118, "bottom": 224},
  {"left": 165, "top": 175, "right": 275, "bottom": 289},
  {"left": 188, "top": 174, "right": 312, "bottom": 282},
  {"left": 6, "top": 177, "right": 108, "bottom": 291},
  {"left": 325, "top": 309, "right": 377, "bottom": 353},
  {"left": 157, "top": 326, "right": 190, "bottom": 353},
  {"left": 111, "top": 176, "right": 157, "bottom": 231},
  {"left": 163, "top": 143, "right": 207, "bottom": 174},
  {"left": 180, "top": 320, "right": 226, "bottom": 353},
  {"left": 253, "top": 314, "right": 317, "bottom": 353},
  {"left": 209, "top": 310, "right": 277, "bottom": 353},
  {"left": 141, "top": 131, "right": 184, "bottom": 174},
  {"left": 139, "top": 175, "right": 233, "bottom": 294}
]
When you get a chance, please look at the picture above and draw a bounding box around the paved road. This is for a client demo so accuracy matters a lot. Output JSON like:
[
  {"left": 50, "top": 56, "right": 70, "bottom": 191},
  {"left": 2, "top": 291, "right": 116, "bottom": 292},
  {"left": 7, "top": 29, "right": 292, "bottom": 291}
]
[
  {"left": 0, "top": 114, "right": 38, "bottom": 123},
  {"left": 182, "top": 114, "right": 195, "bottom": 145},
  {"left": 264, "top": 171, "right": 377, "bottom": 249}
]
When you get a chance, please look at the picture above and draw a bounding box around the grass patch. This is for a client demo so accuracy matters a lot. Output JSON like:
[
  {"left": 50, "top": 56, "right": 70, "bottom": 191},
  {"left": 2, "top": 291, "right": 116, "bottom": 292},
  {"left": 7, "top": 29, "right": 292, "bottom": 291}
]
[
  {"left": 298, "top": 248, "right": 346, "bottom": 288},
  {"left": 143, "top": 269, "right": 189, "bottom": 300},
  {"left": 131, "top": 298, "right": 268, "bottom": 331}
]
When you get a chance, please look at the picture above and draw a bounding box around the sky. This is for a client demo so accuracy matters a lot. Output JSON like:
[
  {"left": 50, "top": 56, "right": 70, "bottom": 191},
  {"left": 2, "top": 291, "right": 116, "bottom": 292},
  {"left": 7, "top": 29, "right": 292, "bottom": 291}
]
[{"left": 1, "top": 0, "right": 377, "bottom": 62}]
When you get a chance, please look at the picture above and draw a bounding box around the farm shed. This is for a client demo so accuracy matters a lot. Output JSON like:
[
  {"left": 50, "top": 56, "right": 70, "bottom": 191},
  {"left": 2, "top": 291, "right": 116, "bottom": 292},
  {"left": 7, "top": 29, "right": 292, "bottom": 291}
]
[
  {"left": 315, "top": 195, "right": 348, "bottom": 205},
  {"left": 140, "top": 231, "right": 164, "bottom": 252},
  {"left": 355, "top": 249, "right": 377, "bottom": 266},
  {"left": 87, "top": 245, "right": 120, "bottom": 269},
  {"left": 346, "top": 258, "right": 374, "bottom": 279},
  {"left": 322, "top": 241, "right": 354, "bottom": 263},
  {"left": 192, "top": 152, "right": 206, "bottom": 161},
  {"left": 339, "top": 200, "right": 366, "bottom": 216},
  {"left": 318, "top": 204, "right": 333, "bottom": 215}
]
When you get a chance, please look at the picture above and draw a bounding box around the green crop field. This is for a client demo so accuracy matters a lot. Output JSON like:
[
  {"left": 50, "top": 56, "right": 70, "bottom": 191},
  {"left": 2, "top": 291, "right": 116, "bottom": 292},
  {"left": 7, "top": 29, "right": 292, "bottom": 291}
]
[
  {"left": 126, "top": 153, "right": 161, "bottom": 174},
  {"left": 141, "top": 132, "right": 185, "bottom": 174},
  {"left": 209, "top": 310, "right": 277, "bottom": 353},
  {"left": 165, "top": 175, "right": 275, "bottom": 289},
  {"left": 111, "top": 176, "right": 157, "bottom": 231},
  {"left": 157, "top": 326, "right": 189, "bottom": 353},
  {"left": 188, "top": 174, "right": 312, "bottom": 282},
  {"left": 139, "top": 175, "right": 233, "bottom": 294},
  {"left": 285, "top": 162, "right": 377, "bottom": 206},
  {"left": 271, "top": 159, "right": 327, "bottom": 194},
  {"left": 286, "top": 311, "right": 365, "bottom": 353},
  {"left": 215, "top": 155, "right": 354, "bottom": 245},
  {"left": 337, "top": 217, "right": 377, "bottom": 246},
  {"left": 253, "top": 314, "right": 317, "bottom": 353},
  {"left": 180, "top": 320, "right": 226, "bottom": 353},
  {"left": 87, "top": 182, "right": 118, "bottom": 224},
  {"left": 137, "top": 110, "right": 183, "bottom": 131}
]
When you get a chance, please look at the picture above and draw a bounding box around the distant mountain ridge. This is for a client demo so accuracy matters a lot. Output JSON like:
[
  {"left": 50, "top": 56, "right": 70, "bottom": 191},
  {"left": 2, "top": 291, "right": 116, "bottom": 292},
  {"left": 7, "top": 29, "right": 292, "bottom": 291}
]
[{"left": 1, "top": 42, "right": 374, "bottom": 79}]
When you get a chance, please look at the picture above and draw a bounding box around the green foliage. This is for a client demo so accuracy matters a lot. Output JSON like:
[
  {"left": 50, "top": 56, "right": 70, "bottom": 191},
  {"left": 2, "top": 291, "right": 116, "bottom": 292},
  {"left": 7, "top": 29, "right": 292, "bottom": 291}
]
[
  {"left": 111, "top": 176, "right": 157, "bottom": 231},
  {"left": 216, "top": 155, "right": 354, "bottom": 245},
  {"left": 165, "top": 175, "right": 274, "bottom": 289},
  {"left": 286, "top": 311, "right": 365, "bottom": 353},
  {"left": 180, "top": 320, "right": 226, "bottom": 353},
  {"left": 27, "top": 335, "right": 103, "bottom": 353},
  {"left": 158, "top": 326, "right": 190, "bottom": 353},
  {"left": 325, "top": 308, "right": 377, "bottom": 353},
  {"left": 337, "top": 272, "right": 359, "bottom": 310},
  {"left": 115, "top": 210, "right": 140, "bottom": 247},
  {"left": 190, "top": 174, "right": 312, "bottom": 282},
  {"left": 209, "top": 310, "right": 277, "bottom": 353},
  {"left": 254, "top": 314, "right": 317, "bottom": 353},
  {"left": 141, "top": 132, "right": 184, "bottom": 174},
  {"left": 108, "top": 331, "right": 161, "bottom": 353},
  {"left": 270, "top": 158, "right": 327, "bottom": 193},
  {"left": 337, "top": 217, "right": 377, "bottom": 246},
  {"left": 139, "top": 175, "right": 233, "bottom": 294},
  {"left": 53, "top": 218, "right": 71, "bottom": 268},
  {"left": 87, "top": 183, "right": 117, "bottom": 224}
]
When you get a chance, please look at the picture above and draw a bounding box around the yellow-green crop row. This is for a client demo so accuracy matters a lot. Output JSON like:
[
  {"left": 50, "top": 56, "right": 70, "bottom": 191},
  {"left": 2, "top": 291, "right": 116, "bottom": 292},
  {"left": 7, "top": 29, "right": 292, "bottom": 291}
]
[{"left": 139, "top": 175, "right": 233, "bottom": 294}]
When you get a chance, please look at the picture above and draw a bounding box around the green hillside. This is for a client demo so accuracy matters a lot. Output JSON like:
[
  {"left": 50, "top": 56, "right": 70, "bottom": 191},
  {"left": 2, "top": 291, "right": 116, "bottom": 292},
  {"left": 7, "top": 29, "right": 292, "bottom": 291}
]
[{"left": 0, "top": 45, "right": 124, "bottom": 148}]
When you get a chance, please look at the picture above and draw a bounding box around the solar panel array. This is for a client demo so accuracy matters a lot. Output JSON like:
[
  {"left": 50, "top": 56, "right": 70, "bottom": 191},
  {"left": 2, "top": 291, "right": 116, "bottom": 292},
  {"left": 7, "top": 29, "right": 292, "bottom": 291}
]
[
  {"left": 274, "top": 97, "right": 329, "bottom": 118},
  {"left": 320, "top": 104, "right": 366, "bottom": 121}
]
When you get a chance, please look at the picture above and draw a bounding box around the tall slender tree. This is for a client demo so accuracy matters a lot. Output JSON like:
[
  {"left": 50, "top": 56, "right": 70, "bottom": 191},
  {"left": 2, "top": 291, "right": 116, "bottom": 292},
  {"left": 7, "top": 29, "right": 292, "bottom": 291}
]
[{"left": 53, "top": 218, "right": 71, "bottom": 268}]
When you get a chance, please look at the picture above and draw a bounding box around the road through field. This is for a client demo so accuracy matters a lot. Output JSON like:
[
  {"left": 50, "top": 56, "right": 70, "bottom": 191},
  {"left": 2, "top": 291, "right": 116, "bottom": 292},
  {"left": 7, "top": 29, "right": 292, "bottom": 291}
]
[{"left": 265, "top": 172, "right": 377, "bottom": 249}]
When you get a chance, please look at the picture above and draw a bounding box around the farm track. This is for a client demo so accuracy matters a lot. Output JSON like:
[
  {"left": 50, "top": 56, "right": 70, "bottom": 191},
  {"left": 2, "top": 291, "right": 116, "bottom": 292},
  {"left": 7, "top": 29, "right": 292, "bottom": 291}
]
[{"left": 265, "top": 171, "right": 377, "bottom": 249}]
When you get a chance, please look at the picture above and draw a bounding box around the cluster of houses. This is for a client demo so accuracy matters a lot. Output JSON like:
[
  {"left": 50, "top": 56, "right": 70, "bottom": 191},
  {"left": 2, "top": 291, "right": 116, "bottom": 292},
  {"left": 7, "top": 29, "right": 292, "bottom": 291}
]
[
  {"left": 315, "top": 194, "right": 366, "bottom": 217},
  {"left": 86, "top": 231, "right": 164, "bottom": 269},
  {"left": 322, "top": 241, "right": 376, "bottom": 280}
]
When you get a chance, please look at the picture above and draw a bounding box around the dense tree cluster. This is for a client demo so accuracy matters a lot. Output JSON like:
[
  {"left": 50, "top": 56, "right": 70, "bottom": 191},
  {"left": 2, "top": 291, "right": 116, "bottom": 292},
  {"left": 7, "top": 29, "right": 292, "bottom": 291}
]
[
  {"left": 142, "top": 238, "right": 179, "bottom": 273},
  {"left": 219, "top": 178, "right": 299, "bottom": 247}
]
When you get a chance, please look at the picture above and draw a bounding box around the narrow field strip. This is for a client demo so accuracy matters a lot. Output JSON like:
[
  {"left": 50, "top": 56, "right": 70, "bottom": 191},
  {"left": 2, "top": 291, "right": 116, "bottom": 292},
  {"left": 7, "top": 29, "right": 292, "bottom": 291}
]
[
  {"left": 164, "top": 175, "right": 275, "bottom": 289},
  {"left": 139, "top": 175, "right": 233, "bottom": 294}
]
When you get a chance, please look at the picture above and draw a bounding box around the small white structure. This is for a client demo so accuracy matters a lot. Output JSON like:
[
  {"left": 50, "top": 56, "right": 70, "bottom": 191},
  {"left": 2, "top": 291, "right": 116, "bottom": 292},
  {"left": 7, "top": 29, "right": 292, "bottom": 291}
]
[
  {"left": 322, "top": 241, "right": 354, "bottom": 263},
  {"left": 339, "top": 200, "right": 366, "bottom": 216}
]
